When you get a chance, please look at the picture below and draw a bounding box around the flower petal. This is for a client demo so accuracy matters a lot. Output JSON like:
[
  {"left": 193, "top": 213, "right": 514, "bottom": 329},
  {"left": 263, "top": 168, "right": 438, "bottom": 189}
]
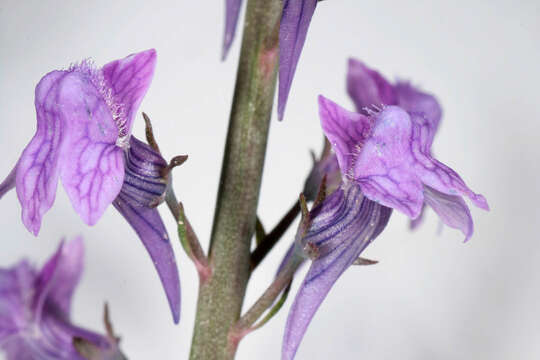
[
  {"left": 34, "top": 238, "right": 84, "bottom": 321},
  {"left": 350, "top": 106, "right": 427, "bottom": 217},
  {"left": 409, "top": 204, "right": 426, "bottom": 230},
  {"left": 101, "top": 49, "right": 157, "bottom": 140},
  {"left": 346, "top": 106, "right": 487, "bottom": 217},
  {"left": 347, "top": 58, "right": 397, "bottom": 113},
  {"left": 14, "top": 71, "right": 70, "bottom": 235},
  {"left": 423, "top": 185, "right": 474, "bottom": 242},
  {"left": 0, "top": 261, "right": 36, "bottom": 341},
  {"left": 57, "top": 70, "right": 125, "bottom": 226},
  {"left": 394, "top": 82, "right": 442, "bottom": 149},
  {"left": 278, "top": 0, "right": 317, "bottom": 120},
  {"left": 113, "top": 195, "right": 180, "bottom": 324},
  {"left": 2, "top": 315, "right": 109, "bottom": 360},
  {"left": 283, "top": 183, "right": 391, "bottom": 360},
  {"left": 318, "top": 96, "right": 373, "bottom": 176},
  {"left": 407, "top": 112, "right": 489, "bottom": 210},
  {"left": 222, "top": 0, "right": 243, "bottom": 60}
]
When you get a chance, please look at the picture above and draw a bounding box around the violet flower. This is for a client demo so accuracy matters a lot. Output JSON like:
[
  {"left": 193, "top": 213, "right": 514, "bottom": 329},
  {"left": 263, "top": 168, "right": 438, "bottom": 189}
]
[
  {"left": 0, "top": 50, "right": 180, "bottom": 323},
  {"left": 222, "top": 0, "right": 318, "bottom": 120},
  {"left": 320, "top": 95, "right": 489, "bottom": 238},
  {"left": 347, "top": 58, "right": 479, "bottom": 236},
  {"left": 306, "top": 56, "right": 442, "bottom": 203},
  {"left": 282, "top": 96, "right": 489, "bottom": 359},
  {"left": 0, "top": 238, "right": 125, "bottom": 360}
]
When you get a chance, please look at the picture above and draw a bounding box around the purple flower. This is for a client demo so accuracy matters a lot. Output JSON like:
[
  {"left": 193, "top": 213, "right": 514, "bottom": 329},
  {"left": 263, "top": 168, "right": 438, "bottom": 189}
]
[
  {"left": 346, "top": 59, "right": 485, "bottom": 238},
  {"left": 222, "top": 0, "right": 318, "bottom": 120},
  {"left": 282, "top": 95, "right": 488, "bottom": 359},
  {"left": 0, "top": 50, "right": 180, "bottom": 323},
  {"left": 0, "top": 238, "right": 125, "bottom": 360},
  {"left": 320, "top": 96, "right": 488, "bottom": 238}
]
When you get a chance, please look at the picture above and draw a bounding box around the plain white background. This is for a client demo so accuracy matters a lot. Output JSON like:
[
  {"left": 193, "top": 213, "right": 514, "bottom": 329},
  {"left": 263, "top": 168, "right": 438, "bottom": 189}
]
[{"left": 0, "top": 0, "right": 539, "bottom": 359}]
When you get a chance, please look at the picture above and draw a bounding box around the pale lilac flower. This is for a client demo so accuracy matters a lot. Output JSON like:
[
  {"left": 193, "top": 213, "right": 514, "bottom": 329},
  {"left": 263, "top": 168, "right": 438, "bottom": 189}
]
[
  {"left": 347, "top": 59, "right": 482, "bottom": 238},
  {"left": 282, "top": 95, "right": 488, "bottom": 359},
  {"left": 222, "top": 0, "right": 318, "bottom": 120},
  {"left": 320, "top": 96, "right": 488, "bottom": 236},
  {"left": 0, "top": 50, "right": 180, "bottom": 323},
  {"left": 0, "top": 238, "right": 124, "bottom": 360}
]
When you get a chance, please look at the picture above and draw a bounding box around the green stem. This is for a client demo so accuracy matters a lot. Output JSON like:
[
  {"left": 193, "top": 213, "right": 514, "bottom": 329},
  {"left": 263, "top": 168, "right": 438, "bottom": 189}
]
[
  {"left": 189, "top": 0, "right": 282, "bottom": 359},
  {"left": 230, "top": 255, "right": 303, "bottom": 347}
]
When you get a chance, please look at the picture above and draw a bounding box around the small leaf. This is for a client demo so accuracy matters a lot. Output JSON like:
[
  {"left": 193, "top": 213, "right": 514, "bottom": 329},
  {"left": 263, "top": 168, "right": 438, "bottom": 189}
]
[
  {"left": 142, "top": 112, "right": 161, "bottom": 153},
  {"left": 352, "top": 257, "right": 379, "bottom": 266},
  {"left": 313, "top": 174, "right": 327, "bottom": 208},
  {"left": 251, "top": 281, "right": 293, "bottom": 331},
  {"left": 299, "top": 193, "right": 309, "bottom": 220}
]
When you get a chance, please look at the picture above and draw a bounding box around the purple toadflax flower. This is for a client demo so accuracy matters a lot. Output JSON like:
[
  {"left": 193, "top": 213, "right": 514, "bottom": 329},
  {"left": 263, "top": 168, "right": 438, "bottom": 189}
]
[
  {"left": 0, "top": 50, "right": 180, "bottom": 323},
  {"left": 305, "top": 55, "right": 443, "bottom": 205},
  {"left": 347, "top": 58, "right": 483, "bottom": 238},
  {"left": 0, "top": 237, "right": 125, "bottom": 360},
  {"left": 223, "top": 0, "right": 318, "bottom": 120},
  {"left": 281, "top": 95, "right": 489, "bottom": 359}
]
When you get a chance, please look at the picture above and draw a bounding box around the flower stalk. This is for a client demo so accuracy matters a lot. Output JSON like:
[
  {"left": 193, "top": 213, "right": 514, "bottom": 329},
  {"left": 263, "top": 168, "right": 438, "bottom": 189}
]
[
  {"left": 189, "top": 0, "right": 282, "bottom": 359},
  {"left": 229, "top": 254, "right": 303, "bottom": 355},
  {"left": 164, "top": 187, "right": 210, "bottom": 282},
  {"left": 251, "top": 200, "right": 301, "bottom": 271}
]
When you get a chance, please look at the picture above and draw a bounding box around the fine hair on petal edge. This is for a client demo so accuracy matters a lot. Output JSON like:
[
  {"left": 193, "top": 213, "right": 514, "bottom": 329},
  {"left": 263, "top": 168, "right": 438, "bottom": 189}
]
[{"left": 68, "top": 59, "right": 129, "bottom": 148}]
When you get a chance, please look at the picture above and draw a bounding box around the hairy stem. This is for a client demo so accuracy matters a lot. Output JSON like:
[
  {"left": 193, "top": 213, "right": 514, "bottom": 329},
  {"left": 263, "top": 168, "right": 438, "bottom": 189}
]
[{"left": 189, "top": 0, "right": 282, "bottom": 359}]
